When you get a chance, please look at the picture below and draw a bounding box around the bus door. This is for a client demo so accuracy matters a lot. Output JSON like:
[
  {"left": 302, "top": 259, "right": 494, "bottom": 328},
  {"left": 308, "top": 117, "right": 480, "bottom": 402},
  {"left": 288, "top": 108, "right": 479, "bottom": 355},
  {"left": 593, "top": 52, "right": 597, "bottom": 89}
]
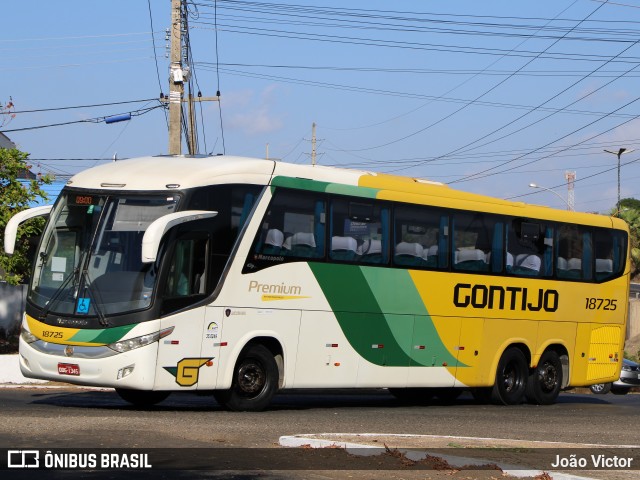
[
  {"left": 155, "top": 307, "right": 211, "bottom": 390},
  {"left": 154, "top": 230, "right": 220, "bottom": 390}
]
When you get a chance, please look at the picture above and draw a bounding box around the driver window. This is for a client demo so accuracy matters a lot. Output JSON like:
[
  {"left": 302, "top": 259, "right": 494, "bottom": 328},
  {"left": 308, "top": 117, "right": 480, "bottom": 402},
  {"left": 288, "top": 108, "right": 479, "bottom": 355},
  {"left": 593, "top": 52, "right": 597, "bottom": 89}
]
[{"left": 165, "top": 235, "right": 209, "bottom": 299}]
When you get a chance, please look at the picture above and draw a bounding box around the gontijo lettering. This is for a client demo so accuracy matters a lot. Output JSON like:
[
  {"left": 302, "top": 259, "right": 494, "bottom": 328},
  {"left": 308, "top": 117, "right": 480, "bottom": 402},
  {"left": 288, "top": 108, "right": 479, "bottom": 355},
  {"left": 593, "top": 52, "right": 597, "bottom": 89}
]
[{"left": 454, "top": 283, "right": 559, "bottom": 312}]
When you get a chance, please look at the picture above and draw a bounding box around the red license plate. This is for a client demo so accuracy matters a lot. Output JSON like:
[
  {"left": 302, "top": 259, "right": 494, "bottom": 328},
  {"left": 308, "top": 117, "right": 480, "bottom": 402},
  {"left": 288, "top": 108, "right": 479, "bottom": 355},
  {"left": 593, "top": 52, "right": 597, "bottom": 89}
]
[{"left": 58, "top": 363, "right": 80, "bottom": 376}]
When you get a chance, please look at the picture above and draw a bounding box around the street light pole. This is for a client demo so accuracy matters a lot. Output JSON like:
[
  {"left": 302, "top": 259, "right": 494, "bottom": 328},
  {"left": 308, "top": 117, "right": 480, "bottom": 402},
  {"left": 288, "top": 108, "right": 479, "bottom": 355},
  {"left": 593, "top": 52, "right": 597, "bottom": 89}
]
[
  {"left": 604, "top": 148, "right": 634, "bottom": 216},
  {"left": 528, "top": 183, "right": 572, "bottom": 210}
]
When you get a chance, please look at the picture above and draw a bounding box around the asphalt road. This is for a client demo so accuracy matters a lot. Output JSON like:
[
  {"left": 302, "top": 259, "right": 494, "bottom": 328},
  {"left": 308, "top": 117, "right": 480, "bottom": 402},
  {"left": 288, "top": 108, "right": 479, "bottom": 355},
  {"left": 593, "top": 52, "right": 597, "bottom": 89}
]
[
  {"left": 0, "top": 387, "right": 638, "bottom": 447},
  {"left": 0, "top": 387, "right": 638, "bottom": 479}
]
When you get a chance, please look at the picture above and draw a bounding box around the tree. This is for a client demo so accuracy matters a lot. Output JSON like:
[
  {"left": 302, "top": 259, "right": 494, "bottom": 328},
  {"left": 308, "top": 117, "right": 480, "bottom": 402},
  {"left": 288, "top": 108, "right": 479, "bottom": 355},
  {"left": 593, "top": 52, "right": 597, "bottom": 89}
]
[
  {"left": 616, "top": 198, "right": 640, "bottom": 279},
  {"left": 0, "top": 148, "right": 52, "bottom": 284}
]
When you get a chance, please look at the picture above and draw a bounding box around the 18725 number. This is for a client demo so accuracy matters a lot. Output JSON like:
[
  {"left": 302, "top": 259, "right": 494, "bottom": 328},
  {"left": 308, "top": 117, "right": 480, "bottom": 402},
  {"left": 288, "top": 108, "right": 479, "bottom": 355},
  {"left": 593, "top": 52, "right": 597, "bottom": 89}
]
[{"left": 585, "top": 298, "right": 617, "bottom": 310}]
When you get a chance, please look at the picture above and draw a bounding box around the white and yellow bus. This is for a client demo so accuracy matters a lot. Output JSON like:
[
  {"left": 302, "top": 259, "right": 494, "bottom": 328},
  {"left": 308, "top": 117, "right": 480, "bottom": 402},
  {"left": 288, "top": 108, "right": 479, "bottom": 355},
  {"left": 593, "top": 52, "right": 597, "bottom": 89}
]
[{"left": 4, "top": 155, "right": 630, "bottom": 410}]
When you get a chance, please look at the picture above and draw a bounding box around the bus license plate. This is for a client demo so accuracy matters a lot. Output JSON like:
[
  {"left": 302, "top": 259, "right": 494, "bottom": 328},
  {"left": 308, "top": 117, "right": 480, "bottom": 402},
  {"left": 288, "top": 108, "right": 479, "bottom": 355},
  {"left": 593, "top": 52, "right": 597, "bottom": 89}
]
[{"left": 58, "top": 363, "right": 80, "bottom": 376}]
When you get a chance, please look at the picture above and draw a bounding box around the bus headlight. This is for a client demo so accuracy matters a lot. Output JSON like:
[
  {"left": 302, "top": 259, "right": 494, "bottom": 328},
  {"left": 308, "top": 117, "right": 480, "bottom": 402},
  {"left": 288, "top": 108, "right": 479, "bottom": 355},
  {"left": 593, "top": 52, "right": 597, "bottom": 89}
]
[
  {"left": 107, "top": 327, "right": 174, "bottom": 353},
  {"left": 20, "top": 328, "right": 38, "bottom": 344}
]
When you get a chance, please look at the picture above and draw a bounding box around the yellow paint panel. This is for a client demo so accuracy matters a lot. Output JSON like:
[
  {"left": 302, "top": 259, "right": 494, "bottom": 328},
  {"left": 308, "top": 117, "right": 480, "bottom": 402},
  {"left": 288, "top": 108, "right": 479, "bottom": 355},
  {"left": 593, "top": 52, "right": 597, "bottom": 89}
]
[
  {"left": 453, "top": 317, "right": 486, "bottom": 386},
  {"left": 534, "top": 321, "right": 575, "bottom": 364},
  {"left": 25, "top": 315, "right": 84, "bottom": 345}
]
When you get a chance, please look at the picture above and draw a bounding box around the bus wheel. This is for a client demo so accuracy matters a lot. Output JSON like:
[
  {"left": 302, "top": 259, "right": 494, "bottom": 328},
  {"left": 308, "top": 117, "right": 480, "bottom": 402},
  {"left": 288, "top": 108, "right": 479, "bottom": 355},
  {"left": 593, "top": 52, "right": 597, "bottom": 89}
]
[
  {"left": 526, "top": 350, "right": 562, "bottom": 405},
  {"left": 491, "top": 348, "right": 528, "bottom": 405},
  {"left": 115, "top": 389, "right": 170, "bottom": 407},
  {"left": 214, "top": 344, "right": 278, "bottom": 412}
]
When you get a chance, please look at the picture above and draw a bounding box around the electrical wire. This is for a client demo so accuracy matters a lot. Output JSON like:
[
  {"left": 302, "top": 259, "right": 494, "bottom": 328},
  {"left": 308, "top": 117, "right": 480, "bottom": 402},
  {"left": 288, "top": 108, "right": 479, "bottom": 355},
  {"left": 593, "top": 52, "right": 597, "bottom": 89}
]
[
  {"left": 7, "top": 98, "right": 161, "bottom": 114},
  {"left": 2, "top": 104, "right": 164, "bottom": 133},
  {"left": 214, "top": 0, "right": 226, "bottom": 154},
  {"left": 147, "top": 0, "right": 169, "bottom": 128}
]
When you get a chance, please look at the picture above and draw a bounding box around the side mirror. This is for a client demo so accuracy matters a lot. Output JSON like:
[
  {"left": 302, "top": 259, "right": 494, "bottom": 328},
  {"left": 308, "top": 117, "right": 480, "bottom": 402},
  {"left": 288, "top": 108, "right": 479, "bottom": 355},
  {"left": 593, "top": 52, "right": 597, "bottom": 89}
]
[
  {"left": 4, "top": 205, "right": 53, "bottom": 255},
  {"left": 141, "top": 210, "right": 218, "bottom": 263}
]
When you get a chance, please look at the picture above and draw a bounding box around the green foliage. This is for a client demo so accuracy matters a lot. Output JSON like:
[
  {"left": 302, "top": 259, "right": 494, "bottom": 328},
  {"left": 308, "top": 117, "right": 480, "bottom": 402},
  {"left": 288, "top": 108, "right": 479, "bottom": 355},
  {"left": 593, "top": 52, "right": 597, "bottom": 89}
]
[
  {"left": 613, "top": 198, "right": 640, "bottom": 280},
  {"left": 0, "top": 148, "right": 52, "bottom": 285}
]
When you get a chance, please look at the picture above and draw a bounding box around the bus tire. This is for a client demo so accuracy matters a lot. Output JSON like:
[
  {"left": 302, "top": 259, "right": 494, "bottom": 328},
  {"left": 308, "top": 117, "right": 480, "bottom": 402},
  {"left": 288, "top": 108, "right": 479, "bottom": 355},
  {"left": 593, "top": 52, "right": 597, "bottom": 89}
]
[
  {"left": 214, "top": 344, "right": 278, "bottom": 412},
  {"left": 525, "top": 350, "right": 562, "bottom": 405},
  {"left": 491, "top": 347, "right": 528, "bottom": 405},
  {"left": 115, "top": 388, "right": 170, "bottom": 406}
]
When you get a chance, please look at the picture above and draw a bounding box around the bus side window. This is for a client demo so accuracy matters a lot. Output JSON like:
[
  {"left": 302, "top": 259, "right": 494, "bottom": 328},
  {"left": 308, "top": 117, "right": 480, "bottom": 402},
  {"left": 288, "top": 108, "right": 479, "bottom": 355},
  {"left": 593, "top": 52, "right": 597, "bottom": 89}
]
[
  {"left": 331, "top": 198, "right": 386, "bottom": 264},
  {"left": 452, "top": 212, "right": 494, "bottom": 273},
  {"left": 393, "top": 204, "right": 445, "bottom": 269},
  {"left": 253, "top": 189, "right": 325, "bottom": 260},
  {"left": 507, "top": 218, "right": 550, "bottom": 277},
  {"left": 165, "top": 235, "right": 208, "bottom": 297},
  {"left": 556, "top": 224, "right": 592, "bottom": 281}
]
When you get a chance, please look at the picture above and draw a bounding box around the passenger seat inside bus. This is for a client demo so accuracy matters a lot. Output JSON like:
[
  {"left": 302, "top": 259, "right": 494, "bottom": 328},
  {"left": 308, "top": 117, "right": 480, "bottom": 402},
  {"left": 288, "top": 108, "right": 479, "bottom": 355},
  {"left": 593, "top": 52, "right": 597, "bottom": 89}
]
[
  {"left": 511, "top": 253, "right": 541, "bottom": 275},
  {"left": 357, "top": 239, "right": 383, "bottom": 264},
  {"left": 262, "top": 228, "right": 284, "bottom": 255},
  {"left": 595, "top": 258, "right": 613, "bottom": 281},
  {"left": 567, "top": 257, "right": 583, "bottom": 279},
  {"left": 455, "top": 248, "right": 488, "bottom": 271},
  {"left": 394, "top": 242, "right": 425, "bottom": 267},
  {"left": 330, "top": 236, "right": 358, "bottom": 261},
  {"left": 423, "top": 245, "right": 439, "bottom": 267},
  {"left": 285, "top": 232, "right": 318, "bottom": 257}
]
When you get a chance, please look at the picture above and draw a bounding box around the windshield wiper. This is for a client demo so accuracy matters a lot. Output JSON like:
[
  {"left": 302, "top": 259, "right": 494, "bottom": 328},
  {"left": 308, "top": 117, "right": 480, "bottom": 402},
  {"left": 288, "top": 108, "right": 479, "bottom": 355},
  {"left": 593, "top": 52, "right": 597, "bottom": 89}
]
[
  {"left": 81, "top": 270, "right": 109, "bottom": 327},
  {"left": 38, "top": 266, "right": 80, "bottom": 321}
]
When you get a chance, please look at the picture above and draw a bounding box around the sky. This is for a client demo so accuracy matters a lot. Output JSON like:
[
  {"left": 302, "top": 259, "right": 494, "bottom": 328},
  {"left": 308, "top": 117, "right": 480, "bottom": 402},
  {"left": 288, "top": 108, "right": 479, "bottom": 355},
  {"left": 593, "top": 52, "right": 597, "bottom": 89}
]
[{"left": 3, "top": 0, "right": 640, "bottom": 213}]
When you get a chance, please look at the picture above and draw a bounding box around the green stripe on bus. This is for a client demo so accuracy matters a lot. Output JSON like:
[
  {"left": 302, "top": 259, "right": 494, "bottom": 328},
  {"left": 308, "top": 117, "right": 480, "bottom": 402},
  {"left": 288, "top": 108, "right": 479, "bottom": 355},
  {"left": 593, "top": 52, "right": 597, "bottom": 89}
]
[
  {"left": 271, "top": 176, "right": 379, "bottom": 198},
  {"left": 359, "top": 267, "right": 463, "bottom": 367},
  {"left": 68, "top": 324, "right": 137, "bottom": 345},
  {"left": 309, "top": 263, "right": 461, "bottom": 367}
]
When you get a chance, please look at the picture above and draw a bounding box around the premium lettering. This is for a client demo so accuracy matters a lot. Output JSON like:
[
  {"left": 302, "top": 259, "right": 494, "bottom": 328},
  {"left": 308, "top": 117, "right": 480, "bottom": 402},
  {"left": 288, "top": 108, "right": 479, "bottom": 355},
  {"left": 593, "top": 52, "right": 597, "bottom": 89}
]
[
  {"left": 248, "top": 280, "right": 302, "bottom": 295},
  {"left": 453, "top": 283, "right": 558, "bottom": 312}
]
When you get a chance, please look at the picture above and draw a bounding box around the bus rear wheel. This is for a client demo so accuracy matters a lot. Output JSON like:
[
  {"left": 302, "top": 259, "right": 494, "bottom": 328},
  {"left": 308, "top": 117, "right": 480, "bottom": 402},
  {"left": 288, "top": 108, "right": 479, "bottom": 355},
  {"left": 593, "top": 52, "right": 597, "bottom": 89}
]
[
  {"left": 526, "top": 350, "right": 562, "bottom": 405},
  {"left": 491, "top": 347, "right": 528, "bottom": 405},
  {"left": 115, "top": 388, "right": 170, "bottom": 407},
  {"left": 213, "top": 344, "right": 279, "bottom": 412}
]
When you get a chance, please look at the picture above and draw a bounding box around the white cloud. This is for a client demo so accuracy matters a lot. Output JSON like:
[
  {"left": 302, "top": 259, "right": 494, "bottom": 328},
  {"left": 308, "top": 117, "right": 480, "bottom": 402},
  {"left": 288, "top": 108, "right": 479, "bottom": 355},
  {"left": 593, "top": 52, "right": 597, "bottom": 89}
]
[{"left": 225, "top": 84, "right": 284, "bottom": 135}]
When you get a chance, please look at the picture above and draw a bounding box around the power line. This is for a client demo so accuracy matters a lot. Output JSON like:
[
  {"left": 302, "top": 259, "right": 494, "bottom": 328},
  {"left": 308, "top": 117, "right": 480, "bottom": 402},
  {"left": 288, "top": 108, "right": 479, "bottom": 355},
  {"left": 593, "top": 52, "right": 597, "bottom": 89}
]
[
  {"left": 147, "top": 0, "right": 168, "bottom": 128},
  {"left": 213, "top": 0, "right": 226, "bottom": 154},
  {"left": 7, "top": 98, "right": 161, "bottom": 114},
  {"left": 2, "top": 104, "right": 164, "bottom": 133}
]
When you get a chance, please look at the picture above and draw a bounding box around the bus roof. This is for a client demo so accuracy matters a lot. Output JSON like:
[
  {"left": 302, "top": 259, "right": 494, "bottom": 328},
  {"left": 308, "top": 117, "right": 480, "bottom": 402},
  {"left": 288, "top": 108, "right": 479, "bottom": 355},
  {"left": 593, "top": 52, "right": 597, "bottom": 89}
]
[{"left": 66, "top": 155, "right": 623, "bottom": 229}]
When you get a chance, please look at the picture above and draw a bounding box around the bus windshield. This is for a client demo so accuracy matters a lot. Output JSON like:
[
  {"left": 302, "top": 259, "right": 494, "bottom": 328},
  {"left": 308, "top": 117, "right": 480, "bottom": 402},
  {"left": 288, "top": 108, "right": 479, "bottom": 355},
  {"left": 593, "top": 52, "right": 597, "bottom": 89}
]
[{"left": 29, "top": 191, "right": 180, "bottom": 317}]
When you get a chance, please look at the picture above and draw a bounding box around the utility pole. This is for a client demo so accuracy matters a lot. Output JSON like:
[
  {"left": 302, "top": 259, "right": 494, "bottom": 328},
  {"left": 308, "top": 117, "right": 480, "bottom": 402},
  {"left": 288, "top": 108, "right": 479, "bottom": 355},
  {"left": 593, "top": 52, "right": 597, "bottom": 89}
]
[
  {"left": 168, "top": 0, "right": 183, "bottom": 156},
  {"left": 188, "top": 92, "right": 197, "bottom": 154},
  {"left": 604, "top": 148, "right": 634, "bottom": 216},
  {"left": 165, "top": 0, "right": 220, "bottom": 156},
  {"left": 311, "top": 122, "right": 317, "bottom": 166}
]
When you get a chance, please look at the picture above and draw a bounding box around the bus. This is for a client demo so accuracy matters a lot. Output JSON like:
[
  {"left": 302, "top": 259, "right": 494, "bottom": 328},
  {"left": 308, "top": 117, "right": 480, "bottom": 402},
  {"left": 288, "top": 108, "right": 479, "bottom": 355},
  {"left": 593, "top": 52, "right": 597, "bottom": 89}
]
[{"left": 4, "top": 155, "right": 630, "bottom": 410}]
